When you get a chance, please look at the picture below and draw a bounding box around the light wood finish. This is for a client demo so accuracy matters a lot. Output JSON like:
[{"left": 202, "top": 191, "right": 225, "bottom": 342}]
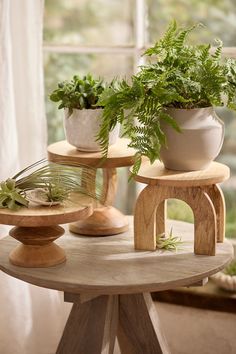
[
  {"left": 70, "top": 169, "right": 129, "bottom": 236},
  {"left": 134, "top": 185, "right": 217, "bottom": 255},
  {"left": 204, "top": 184, "right": 226, "bottom": 242},
  {"left": 48, "top": 140, "right": 133, "bottom": 236},
  {"left": 134, "top": 162, "right": 229, "bottom": 256},
  {"left": 118, "top": 293, "right": 170, "bottom": 354},
  {"left": 0, "top": 194, "right": 93, "bottom": 227},
  {"left": 47, "top": 138, "right": 136, "bottom": 168},
  {"left": 0, "top": 218, "right": 233, "bottom": 295},
  {"left": 56, "top": 295, "right": 113, "bottom": 354},
  {"left": 8, "top": 226, "right": 66, "bottom": 267},
  {"left": 134, "top": 160, "right": 230, "bottom": 187},
  {"left": 0, "top": 218, "right": 233, "bottom": 354},
  {"left": 0, "top": 197, "right": 93, "bottom": 267},
  {"left": 70, "top": 206, "right": 129, "bottom": 236}
]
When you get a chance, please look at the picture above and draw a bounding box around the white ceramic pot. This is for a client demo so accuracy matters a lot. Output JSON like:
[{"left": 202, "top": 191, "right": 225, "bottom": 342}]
[
  {"left": 160, "top": 107, "right": 224, "bottom": 171},
  {"left": 64, "top": 108, "right": 120, "bottom": 152}
]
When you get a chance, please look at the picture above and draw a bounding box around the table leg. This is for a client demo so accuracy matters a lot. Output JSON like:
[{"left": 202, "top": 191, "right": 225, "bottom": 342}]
[
  {"left": 69, "top": 168, "right": 129, "bottom": 236},
  {"left": 56, "top": 294, "right": 119, "bottom": 354},
  {"left": 57, "top": 292, "right": 170, "bottom": 354},
  {"left": 118, "top": 293, "right": 170, "bottom": 354}
]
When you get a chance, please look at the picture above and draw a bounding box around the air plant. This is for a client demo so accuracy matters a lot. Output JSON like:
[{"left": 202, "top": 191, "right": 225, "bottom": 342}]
[
  {"left": 0, "top": 159, "right": 104, "bottom": 211},
  {"left": 156, "top": 227, "right": 183, "bottom": 251}
]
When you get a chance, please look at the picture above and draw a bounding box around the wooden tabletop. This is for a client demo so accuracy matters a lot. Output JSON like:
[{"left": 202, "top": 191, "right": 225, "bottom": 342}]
[
  {"left": 47, "top": 138, "right": 136, "bottom": 168},
  {"left": 0, "top": 195, "right": 93, "bottom": 227},
  {"left": 0, "top": 217, "right": 233, "bottom": 294},
  {"left": 134, "top": 161, "right": 230, "bottom": 187}
]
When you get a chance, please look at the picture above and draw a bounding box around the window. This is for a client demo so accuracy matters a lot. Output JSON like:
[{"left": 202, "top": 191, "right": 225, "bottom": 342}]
[{"left": 44, "top": 0, "right": 236, "bottom": 234}]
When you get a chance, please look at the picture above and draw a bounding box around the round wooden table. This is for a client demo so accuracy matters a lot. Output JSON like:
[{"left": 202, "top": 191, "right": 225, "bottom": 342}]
[
  {"left": 48, "top": 138, "right": 136, "bottom": 236},
  {"left": 0, "top": 217, "right": 233, "bottom": 354}
]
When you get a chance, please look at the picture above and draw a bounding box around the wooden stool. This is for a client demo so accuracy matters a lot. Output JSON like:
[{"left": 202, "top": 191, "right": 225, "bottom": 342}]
[
  {"left": 48, "top": 138, "right": 136, "bottom": 236},
  {"left": 134, "top": 161, "right": 230, "bottom": 256}
]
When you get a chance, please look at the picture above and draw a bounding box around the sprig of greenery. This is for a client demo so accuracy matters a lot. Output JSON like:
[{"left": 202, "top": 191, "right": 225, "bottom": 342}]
[
  {"left": 0, "top": 160, "right": 105, "bottom": 211},
  {"left": 97, "top": 20, "right": 236, "bottom": 174},
  {"left": 50, "top": 74, "right": 105, "bottom": 113},
  {"left": 156, "top": 227, "right": 183, "bottom": 251}
]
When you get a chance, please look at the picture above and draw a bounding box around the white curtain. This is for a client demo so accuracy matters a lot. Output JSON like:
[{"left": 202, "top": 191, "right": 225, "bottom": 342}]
[{"left": 0, "top": 1, "right": 69, "bottom": 353}]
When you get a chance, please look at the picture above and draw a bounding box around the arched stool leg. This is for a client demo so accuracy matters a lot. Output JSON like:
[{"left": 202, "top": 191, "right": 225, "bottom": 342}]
[
  {"left": 134, "top": 185, "right": 165, "bottom": 250},
  {"left": 156, "top": 200, "right": 166, "bottom": 237},
  {"left": 167, "top": 187, "right": 217, "bottom": 256},
  {"left": 134, "top": 185, "right": 217, "bottom": 255},
  {"left": 204, "top": 185, "right": 225, "bottom": 243}
]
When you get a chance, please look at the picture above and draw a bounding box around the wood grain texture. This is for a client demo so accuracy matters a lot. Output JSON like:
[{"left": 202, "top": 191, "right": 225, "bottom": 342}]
[
  {"left": 204, "top": 184, "right": 225, "bottom": 243},
  {"left": 0, "top": 194, "right": 93, "bottom": 227},
  {"left": 8, "top": 226, "right": 66, "bottom": 267},
  {"left": 134, "top": 161, "right": 230, "bottom": 187},
  {"left": 69, "top": 206, "right": 129, "bottom": 236},
  {"left": 56, "top": 295, "right": 110, "bottom": 354},
  {"left": 118, "top": 293, "right": 170, "bottom": 354},
  {"left": 134, "top": 185, "right": 217, "bottom": 255},
  {"left": 0, "top": 218, "right": 233, "bottom": 295},
  {"left": 47, "top": 138, "right": 136, "bottom": 168}
]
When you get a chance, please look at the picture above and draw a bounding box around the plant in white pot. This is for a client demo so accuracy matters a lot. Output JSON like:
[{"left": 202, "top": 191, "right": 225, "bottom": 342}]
[
  {"left": 97, "top": 21, "right": 236, "bottom": 174},
  {"left": 50, "top": 74, "right": 119, "bottom": 152}
]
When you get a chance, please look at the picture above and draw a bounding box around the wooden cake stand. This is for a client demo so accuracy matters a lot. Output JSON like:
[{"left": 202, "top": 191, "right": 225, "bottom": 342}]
[
  {"left": 47, "top": 138, "right": 136, "bottom": 236},
  {"left": 0, "top": 218, "right": 233, "bottom": 353},
  {"left": 0, "top": 195, "right": 93, "bottom": 268}
]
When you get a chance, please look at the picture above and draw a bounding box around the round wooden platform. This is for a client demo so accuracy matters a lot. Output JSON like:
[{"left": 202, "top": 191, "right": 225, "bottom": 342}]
[
  {"left": 0, "top": 195, "right": 93, "bottom": 227},
  {"left": 47, "top": 138, "right": 136, "bottom": 168},
  {"left": 0, "top": 217, "right": 233, "bottom": 295},
  {"left": 134, "top": 161, "right": 230, "bottom": 187}
]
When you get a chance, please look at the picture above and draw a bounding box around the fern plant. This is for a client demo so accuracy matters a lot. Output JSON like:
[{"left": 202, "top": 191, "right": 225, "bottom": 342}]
[
  {"left": 97, "top": 20, "right": 236, "bottom": 175},
  {"left": 50, "top": 74, "right": 105, "bottom": 114}
]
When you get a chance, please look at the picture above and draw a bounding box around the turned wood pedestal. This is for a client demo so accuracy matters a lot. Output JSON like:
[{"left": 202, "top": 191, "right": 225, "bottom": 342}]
[
  {"left": 0, "top": 217, "right": 233, "bottom": 353},
  {"left": 0, "top": 195, "right": 92, "bottom": 267},
  {"left": 134, "top": 161, "right": 230, "bottom": 256},
  {"left": 47, "top": 138, "right": 136, "bottom": 236}
]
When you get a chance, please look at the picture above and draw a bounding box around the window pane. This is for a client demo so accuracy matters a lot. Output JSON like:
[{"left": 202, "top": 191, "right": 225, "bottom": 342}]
[
  {"left": 147, "top": 0, "right": 236, "bottom": 46},
  {"left": 44, "top": 52, "right": 133, "bottom": 143},
  {"left": 44, "top": 0, "right": 134, "bottom": 45}
]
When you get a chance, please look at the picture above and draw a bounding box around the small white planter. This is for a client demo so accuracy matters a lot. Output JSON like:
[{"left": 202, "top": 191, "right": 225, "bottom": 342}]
[
  {"left": 64, "top": 108, "right": 120, "bottom": 152},
  {"left": 160, "top": 107, "right": 224, "bottom": 171}
]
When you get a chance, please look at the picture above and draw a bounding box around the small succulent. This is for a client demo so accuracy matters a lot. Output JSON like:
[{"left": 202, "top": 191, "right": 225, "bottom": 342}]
[
  {"left": 0, "top": 159, "right": 105, "bottom": 211},
  {"left": 156, "top": 227, "right": 183, "bottom": 251},
  {"left": 50, "top": 74, "right": 105, "bottom": 113}
]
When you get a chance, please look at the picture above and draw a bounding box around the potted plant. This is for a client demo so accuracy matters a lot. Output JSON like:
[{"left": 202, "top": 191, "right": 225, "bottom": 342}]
[
  {"left": 97, "top": 21, "right": 236, "bottom": 174},
  {"left": 50, "top": 74, "right": 120, "bottom": 152}
]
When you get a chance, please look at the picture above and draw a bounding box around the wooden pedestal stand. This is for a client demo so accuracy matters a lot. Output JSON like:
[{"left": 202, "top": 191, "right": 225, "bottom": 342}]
[
  {"left": 47, "top": 138, "right": 136, "bottom": 236},
  {"left": 0, "top": 196, "right": 92, "bottom": 267},
  {"left": 134, "top": 161, "right": 230, "bottom": 256},
  {"left": 0, "top": 218, "right": 233, "bottom": 353}
]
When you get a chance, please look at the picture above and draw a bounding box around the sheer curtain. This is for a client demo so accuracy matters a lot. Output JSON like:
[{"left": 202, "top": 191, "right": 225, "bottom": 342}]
[{"left": 0, "top": 1, "right": 69, "bottom": 353}]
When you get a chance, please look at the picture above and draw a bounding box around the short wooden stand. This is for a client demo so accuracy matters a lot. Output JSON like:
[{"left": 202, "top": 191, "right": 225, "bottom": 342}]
[
  {"left": 48, "top": 138, "right": 136, "bottom": 236},
  {"left": 0, "top": 196, "right": 93, "bottom": 267},
  {"left": 134, "top": 161, "right": 230, "bottom": 256}
]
